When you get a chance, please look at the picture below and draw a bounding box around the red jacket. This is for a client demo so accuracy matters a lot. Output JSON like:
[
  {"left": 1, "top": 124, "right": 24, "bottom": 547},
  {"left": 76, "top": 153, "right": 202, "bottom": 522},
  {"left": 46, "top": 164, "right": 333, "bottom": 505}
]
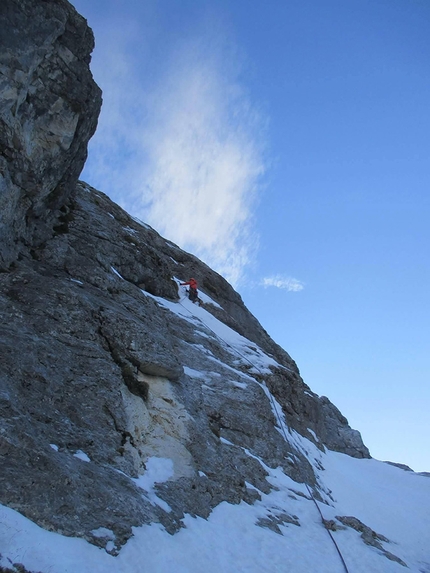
[{"left": 181, "top": 278, "right": 198, "bottom": 290}]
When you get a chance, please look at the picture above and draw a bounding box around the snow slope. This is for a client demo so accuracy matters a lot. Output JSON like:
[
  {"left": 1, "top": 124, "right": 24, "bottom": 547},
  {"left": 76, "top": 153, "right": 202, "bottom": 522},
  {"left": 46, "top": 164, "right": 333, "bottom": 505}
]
[{"left": 1, "top": 451, "right": 429, "bottom": 572}]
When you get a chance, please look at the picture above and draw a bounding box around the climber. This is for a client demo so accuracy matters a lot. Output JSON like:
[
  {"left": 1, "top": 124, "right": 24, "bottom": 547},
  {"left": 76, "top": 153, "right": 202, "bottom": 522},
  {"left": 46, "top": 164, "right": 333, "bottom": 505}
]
[{"left": 180, "top": 278, "right": 199, "bottom": 303}]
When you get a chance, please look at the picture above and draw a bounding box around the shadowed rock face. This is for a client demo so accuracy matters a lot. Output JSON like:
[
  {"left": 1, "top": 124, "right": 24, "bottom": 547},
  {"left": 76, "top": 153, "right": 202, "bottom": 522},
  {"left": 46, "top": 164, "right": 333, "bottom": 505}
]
[
  {"left": 0, "top": 0, "right": 369, "bottom": 553},
  {"left": 0, "top": 0, "right": 102, "bottom": 268}
]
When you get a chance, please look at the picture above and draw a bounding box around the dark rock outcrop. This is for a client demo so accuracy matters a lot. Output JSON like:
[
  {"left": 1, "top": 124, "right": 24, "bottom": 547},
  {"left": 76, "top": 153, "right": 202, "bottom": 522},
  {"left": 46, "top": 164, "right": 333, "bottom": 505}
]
[{"left": 0, "top": 0, "right": 102, "bottom": 269}]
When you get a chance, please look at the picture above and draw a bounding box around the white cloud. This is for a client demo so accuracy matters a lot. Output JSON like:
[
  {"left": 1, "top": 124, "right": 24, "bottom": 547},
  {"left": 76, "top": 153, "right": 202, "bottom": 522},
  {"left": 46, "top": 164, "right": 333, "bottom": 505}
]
[
  {"left": 261, "top": 275, "right": 305, "bottom": 292},
  {"left": 141, "top": 48, "right": 265, "bottom": 286},
  {"left": 82, "top": 12, "right": 267, "bottom": 288}
]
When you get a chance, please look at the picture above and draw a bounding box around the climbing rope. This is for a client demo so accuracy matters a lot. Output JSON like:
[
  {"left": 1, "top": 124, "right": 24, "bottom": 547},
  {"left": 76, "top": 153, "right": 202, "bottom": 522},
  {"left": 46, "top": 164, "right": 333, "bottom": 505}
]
[{"left": 177, "top": 291, "right": 350, "bottom": 573}]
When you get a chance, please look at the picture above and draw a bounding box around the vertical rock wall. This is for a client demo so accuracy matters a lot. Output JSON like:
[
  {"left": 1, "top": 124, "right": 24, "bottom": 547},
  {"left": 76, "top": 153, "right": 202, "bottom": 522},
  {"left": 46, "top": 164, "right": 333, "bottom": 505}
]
[{"left": 0, "top": 0, "right": 102, "bottom": 268}]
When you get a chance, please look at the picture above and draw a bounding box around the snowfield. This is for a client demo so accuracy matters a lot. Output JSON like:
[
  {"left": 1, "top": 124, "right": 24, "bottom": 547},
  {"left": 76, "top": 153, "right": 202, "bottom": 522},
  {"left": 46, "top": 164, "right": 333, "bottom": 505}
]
[
  {"left": 1, "top": 287, "right": 429, "bottom": 573},
  {"left": 1, "top": 451, "right": 429, "bottom": 572}
]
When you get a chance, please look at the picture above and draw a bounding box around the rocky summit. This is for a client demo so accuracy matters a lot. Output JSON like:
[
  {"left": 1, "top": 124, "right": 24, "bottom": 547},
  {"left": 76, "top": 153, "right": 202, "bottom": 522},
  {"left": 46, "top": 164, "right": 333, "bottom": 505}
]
[{"left": 1, "top": 2, "right": 429, "bottom": 573}]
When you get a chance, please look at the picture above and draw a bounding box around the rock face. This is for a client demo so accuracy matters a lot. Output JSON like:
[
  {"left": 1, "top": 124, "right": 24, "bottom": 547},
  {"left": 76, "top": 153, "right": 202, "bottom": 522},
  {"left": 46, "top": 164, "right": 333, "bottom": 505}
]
[
  {"left": 0, "top": 0, "right": 102, "bottom": 269},
  {"left": 0, "top": 0, "right": 369, "bottom": 556},
  {"left": 0, "top": 180, "right": 370, "bottom": 549}
]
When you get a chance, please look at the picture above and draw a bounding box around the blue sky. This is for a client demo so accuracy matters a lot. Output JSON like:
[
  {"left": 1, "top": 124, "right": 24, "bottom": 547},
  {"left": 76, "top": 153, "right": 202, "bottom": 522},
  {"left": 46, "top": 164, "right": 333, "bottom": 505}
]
[{"left": 73, "top": 0, "right": 430, "bottom": 472}]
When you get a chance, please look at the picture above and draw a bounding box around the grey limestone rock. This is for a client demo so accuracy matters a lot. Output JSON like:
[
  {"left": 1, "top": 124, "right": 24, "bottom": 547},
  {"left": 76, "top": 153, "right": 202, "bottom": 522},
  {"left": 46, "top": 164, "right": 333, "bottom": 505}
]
[
  {"left": 256, "top": 510, "right": 300, "bottom": 535},
  {"left": 0, "top": 0, "right": 102, "bottom": 268},
  {"left": 263, "top": 368, "right": 370, "bottom": 459},
  {"left": 316, "top": 396, "right": 370, "bottom": 458},
  {"left": 0, "top": 562, "right": 42, "bottom": 573},
  {"left": 336, "top": 515, "right": 407, "bottom": 567},
  {"left": 384, "top": 461, "right": 413, "bottom": 472},
  {"left": 0, "top": 181, "right": 370, "bottom": 547}
]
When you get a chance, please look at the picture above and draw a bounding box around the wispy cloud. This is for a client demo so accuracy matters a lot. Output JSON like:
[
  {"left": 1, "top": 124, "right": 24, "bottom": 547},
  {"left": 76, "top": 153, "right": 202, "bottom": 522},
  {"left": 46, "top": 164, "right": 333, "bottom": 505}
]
[
  {"left": 82, "top": 10, "right": 267, "bottom": 287},
  {"left": 261, "top": 275, "right": 305, "bottom": 292}
]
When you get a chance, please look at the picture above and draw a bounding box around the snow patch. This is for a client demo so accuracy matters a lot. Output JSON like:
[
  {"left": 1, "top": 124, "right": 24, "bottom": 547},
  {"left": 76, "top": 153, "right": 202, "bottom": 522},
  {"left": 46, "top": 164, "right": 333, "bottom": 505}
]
[
  {"left": 184, "top": 366, "right": 208, "bottom": 380},
  {"left": 197, "top": 291, "right": 223, "bottom": 309},
  {"left": 133, "top": 457, "right": 174, "bottom": 513},
  {"left": 123, "top": 226, "right": 137, "bottom": 235},
  {"left": 195, "top": 330, "right": 211, "bottom": 339},
  {"left": 91, "top": 527, "right": 115, "bottom": 540},
  {"left": 73, "top": 450, "right": 90, "bottom": 462},
  {"left": 230, "top": 380, "right": 248, "bottom": 389},
  {"left": 130, "top": 215, "right": 151, "bottom": 229},
  {"left": 307, "top": 428, "right": 318, "bottom": 441},
  {"left": 111, "top": 266, "right": 124, "bottom": 279}
]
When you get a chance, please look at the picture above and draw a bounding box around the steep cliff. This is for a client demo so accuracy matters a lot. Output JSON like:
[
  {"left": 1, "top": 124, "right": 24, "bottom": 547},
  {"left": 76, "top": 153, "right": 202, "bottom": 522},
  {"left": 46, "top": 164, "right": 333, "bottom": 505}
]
[
  {"left": 0, "top": 0, "right": 101, "bottom": 268},
  {"left": 1, "top": 2, "right": 429, "bottom": 573}
]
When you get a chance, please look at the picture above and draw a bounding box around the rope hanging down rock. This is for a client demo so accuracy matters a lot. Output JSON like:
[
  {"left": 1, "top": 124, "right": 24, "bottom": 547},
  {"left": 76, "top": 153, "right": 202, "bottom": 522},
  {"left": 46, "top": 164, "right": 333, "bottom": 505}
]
[{"left": 177, "top": 292, "right": 350, "bottom": 573}]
